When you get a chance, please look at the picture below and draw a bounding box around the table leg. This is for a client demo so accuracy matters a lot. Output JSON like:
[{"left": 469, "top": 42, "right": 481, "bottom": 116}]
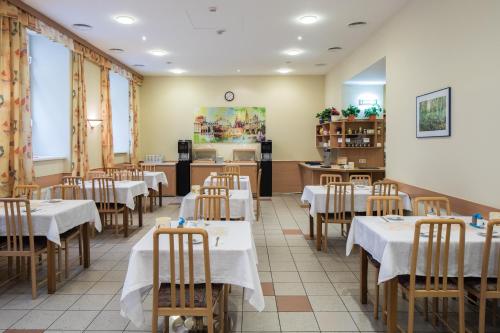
[
  {"left": 316, "top": 213, "right": 322, "bottom": 251},
  {"left": 159, "top": 182, "right": 163, "bottom": 207},
  {"left": 360, "top": 248, "right": 368, "bottom": 304},
  {"left": 123, "top": 208, "right": 129, "bottom": 238},
  {"left": 82, "top": 222, "right": 90, "bottom": 268},
  {"left": 387, "top": 277, "right": 398, "bottom": 333},
  {"left": 138, "top": 195, "right": 143, "bottom": 227},
  {"left": 47, "top": 240, "right": 56, "bottom": 294},
  {"left": 149, "top": 191, "right": 154, "bottom": 213},
  {"left": 308, "top": 204, "right": 314, "bottom": 239}
]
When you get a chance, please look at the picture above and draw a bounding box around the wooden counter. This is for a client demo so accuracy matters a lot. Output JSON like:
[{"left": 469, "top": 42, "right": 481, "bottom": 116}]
[
  {"left": 153, "top": 162, "right": 176, "bottom": 196},
  {"left": 190, "top": 162, "right": 258, "bottom": 195},
  {"left": 299, "top": 162, "right": 385, "bottom": 188}
]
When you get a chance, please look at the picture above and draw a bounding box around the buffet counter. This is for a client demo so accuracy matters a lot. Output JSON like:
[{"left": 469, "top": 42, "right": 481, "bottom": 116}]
[
  {"left": 190, "top": 162, "right": 258, "bottom": 195},
  {"left": 299, "top": 162, "right": 385, "bottom": 187}
]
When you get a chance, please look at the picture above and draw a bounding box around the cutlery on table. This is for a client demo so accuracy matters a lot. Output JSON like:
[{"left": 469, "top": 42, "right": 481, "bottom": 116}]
[{"left": 215, "top": 236, "right": 220, "bottom": 247}]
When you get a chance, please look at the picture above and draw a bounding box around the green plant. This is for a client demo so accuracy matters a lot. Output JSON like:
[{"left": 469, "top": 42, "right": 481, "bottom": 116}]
[
  {"left": 341, "top": 104, "right": 361, "bottom": 118},
  {"left": 315, "top": 108, "right": 332, "bottom": 122},
  {"left": 364, "top": 104, "right": 383, "bottom": 117}
]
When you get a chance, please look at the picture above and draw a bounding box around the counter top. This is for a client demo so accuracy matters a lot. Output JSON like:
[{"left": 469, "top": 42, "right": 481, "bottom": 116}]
[
  {"left": 299, "top": 162, "right": 385, "bottom": 172},
  {"left": 142, "top": 162, "right": 177, "bottom": 166},
  {"left": 191, "top": 162, "right": 257, "bottom": 167}
]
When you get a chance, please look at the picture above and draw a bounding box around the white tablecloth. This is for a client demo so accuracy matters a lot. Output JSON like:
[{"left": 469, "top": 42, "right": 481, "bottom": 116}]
[
  {"left": 84, "top": 180, "right": 149, "bottom": 210},
  {"left": 301, "top": 185, "right": 412, "bottom": 216},
  {"left": 203, "top": 175, "right": 252, "bottom": 193},
  {"left": 0, "top": 200, "right": 101, "bottom": 246},
  {"left": 120, "top": 221, "right": 263, "bottom": 328},
  {"left": 179, "top": 189, "right": 255, "bottom": 222},
  {"left": 346, "top": 216, "right": 500, "bottom": 283},
  {"left": 143, "top": 171, "right": 168, "bottom": 191}
]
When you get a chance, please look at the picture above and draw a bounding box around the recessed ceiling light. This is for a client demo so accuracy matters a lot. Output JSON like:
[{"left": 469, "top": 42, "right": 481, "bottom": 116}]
[
  {"left": 141, "top": 36, "right": 147, "bottom": 41},
  {"left": 328, "top": 46, "right": 343, "bottom": 51},
  {"left": 284, "top": 49, "right": 303, "bottom": 56},
  {"left": 133, "top": 64, "right": 145, "bottom": 67},
  {"left": 169, "top": 68, "right": 186, "bottom": 74},
  {"left": 72, "top": 23, "right": 92, "bottom": 31},
  {"left": 315, "top": 63, "right": 327, "bottom": 67},
  {"left": 114, "top": 15, "right": 136, "bottom": 25},
  {"left": 276, "top": 68, "right": 293, "bottom": 74},
  {"left": 298, "top": 15, "right": 318, "bottom": 25},
  {"left": 148, "top": 49, "right": 168, "bottom": 56},
  {"left": 236, "top": 69, "right": 241, "bottom": 73},
  {"left": 297, "top": 36, "right": 303, "bottom": 41},
  {"left": 348, "top": 21, "right": 367, "bottom": 27},
  {"left": 109, "top": 48, "right": 124, "bottom": 53}
]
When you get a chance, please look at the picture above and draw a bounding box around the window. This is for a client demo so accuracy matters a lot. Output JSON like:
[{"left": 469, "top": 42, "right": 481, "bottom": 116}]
[
  {"left": 29, "top": 33, "right": 71, "bottom": 159},
  {"left": 109, "top": 72, "right": 130, "bottom": 153}
]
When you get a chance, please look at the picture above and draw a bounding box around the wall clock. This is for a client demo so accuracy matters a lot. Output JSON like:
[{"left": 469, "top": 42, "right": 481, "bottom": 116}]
[{"left": 224, "top": 91, "right": 235, "bottom": 102}]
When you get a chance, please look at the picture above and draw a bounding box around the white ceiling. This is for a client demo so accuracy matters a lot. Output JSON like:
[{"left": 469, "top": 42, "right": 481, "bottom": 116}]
[{"left": 23, "top": 0, "right": 408, "bottom": 76}]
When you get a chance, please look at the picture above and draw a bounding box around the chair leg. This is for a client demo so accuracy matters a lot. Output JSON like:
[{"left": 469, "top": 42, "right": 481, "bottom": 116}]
[
  {"left": 30, "top": 255, "right": 37, "bottom": 299},
  {"left": 78, "top": 233, "right": 83, "bottom": 265},
  {"left": 408, "top": 293, "right": 415, "bottom": 333},
  {"left": 64, "top": 240, "right": 69, "bottom": 279},
  {"left": 207, "top": 314, "right": 214, "bottom": 333},
  {"left": 382, "top": 282, "right": 388, "bottom": 323},
  {"left": 219, "top": 291, "right": 225, "bottom": 333},
  {"left": 458, "top": 293, "right": 465, "bottom": 333},
  {"left": 57, "top": 246, "right": 63, "bottom": 281},
  {"left": 374, "top": 267, "right": 380, "bottom": 320},
  {"left": 163, "top": 316, "right": 169, "bottom": 333}
]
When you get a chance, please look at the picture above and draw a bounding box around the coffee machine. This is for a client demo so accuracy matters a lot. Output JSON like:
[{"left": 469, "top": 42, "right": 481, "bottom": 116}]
[
  {"left": 176, "top": 140, "right": 192, "bottom": 195},
  {"left": 260, "top": 140, "right": 272, "bottom": 196}
]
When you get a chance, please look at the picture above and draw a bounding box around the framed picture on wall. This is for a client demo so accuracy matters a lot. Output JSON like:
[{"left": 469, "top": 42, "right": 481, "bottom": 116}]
[{"left": 416, "top": 87, "right": 451, "bottom": 138}]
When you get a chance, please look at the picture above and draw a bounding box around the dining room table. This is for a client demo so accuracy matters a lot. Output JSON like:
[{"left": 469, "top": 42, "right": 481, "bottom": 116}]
[
  {"left": 346, "top": 215, "right": 500, "bottom": 333},
  {"left": 179, "top": 189, "right": 256, "bottom": 222},
  {"left": 203, "top": 175, "right": 253, "bottom": 199},
  {"left": 301, "top": 184, "right": 413, "bottom": 250},
  {"left": 120, "top": 220, "right": 264, "bottom": 328},
  {"left": 143, "top": 171, "right": 168, "bottom": 208},
  {"left": 0, "top": 199, "right": 102, "bottom": 294}
]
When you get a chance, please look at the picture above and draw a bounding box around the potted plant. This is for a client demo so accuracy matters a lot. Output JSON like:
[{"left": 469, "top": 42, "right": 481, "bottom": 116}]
[
  {"left": 341, "top": 104, "right": 361, "bottom": 121},
  {"left": 364, "top": 104, "right": 383, "bottom": 121},
  {"left": 315, "top": 108, "right": 331, "bottom": 124},
  {"left": 329, "top": 107, "right": 341, "bottom": 121}
]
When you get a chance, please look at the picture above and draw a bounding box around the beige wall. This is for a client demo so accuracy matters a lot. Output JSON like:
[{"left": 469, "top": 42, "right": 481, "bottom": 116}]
[
  {"left": 139, "top": 76, "right": 324, "bottom": 161},
  {"left": 324, "top": 0, "right": 500, "bottom": 208}
]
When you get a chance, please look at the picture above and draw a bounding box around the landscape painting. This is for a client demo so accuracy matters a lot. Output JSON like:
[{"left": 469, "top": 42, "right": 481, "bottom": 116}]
[
  {"left": 416, "top": 87, "right": 451, "bottom": 138},
  {"left": 194, "top": 107, "right": 266, "bottom": 143}
]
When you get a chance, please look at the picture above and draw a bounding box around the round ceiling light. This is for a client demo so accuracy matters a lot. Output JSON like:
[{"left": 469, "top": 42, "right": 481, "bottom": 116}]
[
  {"left": 114, "top": 15, "right": 136, "bottom": 25},
  {"left": 276, "top": 68, "right": 293, "bottom": 74},
  {"left": 298, "top": 15, "right": 318, "bottom": 25},
  {"left": 148, "top": 49, "right": 168, "bottom": 56},
  {"left": 284, "top": 49, "right": 304, "bottom": 56},
  {"left": 297, "top": 36, "right": 303, "bottom": 41},
  {"left": 169, "top": 68, "right": 186, "bottom": 74}
]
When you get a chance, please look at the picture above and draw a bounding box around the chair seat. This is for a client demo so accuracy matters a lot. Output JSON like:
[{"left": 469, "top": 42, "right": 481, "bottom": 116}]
[
  {"left": 158, "top": 283, "right": 223, "bottom": 308},
  {"left": 398, "top": 275, "right": 459, "bottom": 290},
  {"left": 464, "top": 277, "right": 498, "bottom": 293}
]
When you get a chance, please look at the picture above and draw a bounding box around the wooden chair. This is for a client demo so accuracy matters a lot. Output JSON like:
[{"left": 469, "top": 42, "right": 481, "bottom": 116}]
[
  {"left": 140, "top": 163, "right": 156, "bottom": 172},
  {"left": 319, "top": 182, "right": 354, "bottom": 251},
  {"left": 464, "top": 219, "right": 500, "bottom": 333},
  {"left": 51, "top": 185, "right": 83, "bottom": 278},
  {"left": 413, "top": 197, "right": 451, "bottom": 216},
  {"left": 87, "top": 170, "right": 106, "bottom": 179},
  {"left": 62, "top": 176, "right": 87, "bottom": 199},
  {"left": 372, "top": 180, "right": 399, "bottom": 196},
  {"left": 13, "top": 184, "right": 41, "bottom": 200},
  {"left": 223, "top": 164, "right": 240, "bottom": 175},
  {"left": 152, "top": 227, "right": 224, "bottom": 333},
  {"left": 349, "top": 174, "right": 372, "bottom": 186},
  {"left": 91, "top": 177, "right": 129, "bottom": 237},
  {"left": 398, "top": 218, "right": 465, "bottom": 333},
  {"left": 255, "top": 168, "right": 262, "bottom": 221},
  {"left": 200, "top": 186, "right": 229, "bottom": 197},
  {"left": 220, "top": 172, "right": 240, "bottom": 190},
  {"left": 105, "top": 166, "right": 121, "bottom": 174},
  {"left": 194, "top": 195, "right": 230, "bottom": 221},
  {"left": 319, "top": 174, "right": 342, "bottom": 185},
  {"left": 210, "top": 175, "right": 232, "bottom": 189},
  {"left": 366, "top": 195, "right": 403, "bottom": 320},
  {"left": 0, "top": 198, "right": 47, "bottom": 299}
]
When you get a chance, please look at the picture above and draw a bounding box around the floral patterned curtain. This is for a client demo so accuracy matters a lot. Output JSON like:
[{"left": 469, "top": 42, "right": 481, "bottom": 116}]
[
  {"left": 71, "top": 52, "right": 89, "bottom": 177},
  {"left": 129, "top": 81, "right": 139, "bottom": 164},
  {"left": 0, "top": 17, "right": 34, "bottom": 197},
  {"left": 100, "top": 67, "right": 114, "bottom": 168}
]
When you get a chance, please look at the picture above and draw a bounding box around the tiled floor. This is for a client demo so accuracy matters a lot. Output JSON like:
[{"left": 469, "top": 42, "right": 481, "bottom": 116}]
[{"left": 0, "top": 194, "right": 497, "bottom": 332}]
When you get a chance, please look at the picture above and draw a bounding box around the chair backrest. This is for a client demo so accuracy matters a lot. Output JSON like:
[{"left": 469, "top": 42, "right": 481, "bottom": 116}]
[
  {"left": 200, "top": 185, "right": 228, "bottom": 196},
  {"left": 320, "top": 174, "right": 343, "bottom": 185},
  {"left": 220, "top": 172, "right": 240, "bottom": 189},
  {"left": 91, "top": 177, "right": 118, "bottom": 210},
  {"left": 13, "top": 184, "right": 41, "bottom": 200},
  {"left": 479, "top": 219, "right": 500, "bottom": 296},
  {"left": 0, "top": 198, "right": 35, "bottom": 254},
  {"left": 108, "top": 169, "right": 125, "bottom": 181},
  {"left": 62, "top": 176, "right": 86, "bottom": 199},
  {"left": 105, "top": 167, "right": 121, "bottom": 174},
  {"left": 140, "top": 163, "right": 157, "bottom": 172},
  {"left": 410, "top": 218, "right": 465, "bottom": 295},
  {"left": 153, "top": 227, "right": 213, "bottom": 315},
  {"left": 51, "top": 184, "right": 81, "bottom": 200},
  {"left": 413, "top": 197, "right": 451, "bottom": 216},
  {"left": 366, "top": 195, "right": 403, "bottom": 216},
  {"left": 324, "top": 182, "right": 354, "bottom": 223},
  {"left": 119, "top": 168, "right": 144, "bottom": 181},
  {"left": 210, "top": 175, "right": 232, "bottom": 189},
  {"left": 223, "top": 164, "right": 240, "bottom": 175},
  {"left": 349, "top": 174, "right": 372, "bottom": 186},
  {"left": 372, "top": 180, "right": 399, "bottom": 196},
  {"left": 87, "top": 170, "right": 106, "bottom": 179},
  {"left": 194, "top": 194, "right": 230, "bottom": 221}
]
